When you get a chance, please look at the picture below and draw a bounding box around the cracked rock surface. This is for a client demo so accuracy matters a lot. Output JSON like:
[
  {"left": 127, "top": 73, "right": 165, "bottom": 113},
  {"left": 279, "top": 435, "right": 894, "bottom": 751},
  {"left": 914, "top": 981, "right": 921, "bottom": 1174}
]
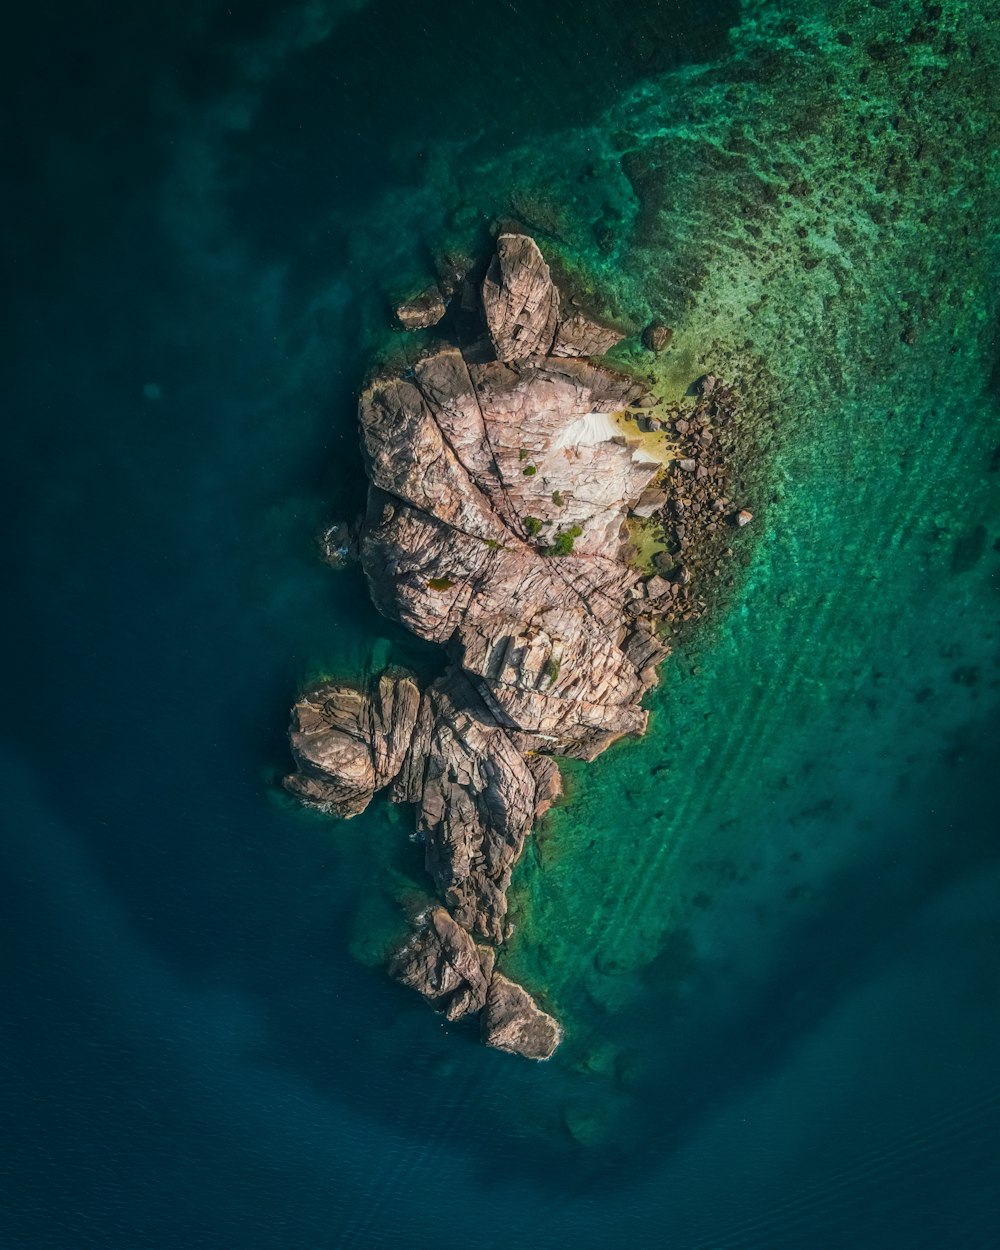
[{"left": 286, "top": 233, "right": 686, "bottom": 1058}]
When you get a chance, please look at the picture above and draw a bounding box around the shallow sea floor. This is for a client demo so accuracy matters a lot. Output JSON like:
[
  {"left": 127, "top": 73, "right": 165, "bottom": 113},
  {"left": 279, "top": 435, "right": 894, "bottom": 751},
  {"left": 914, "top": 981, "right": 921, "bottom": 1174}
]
[{"left": 2, "top": 0, "right": 999, "bottom": 1246}]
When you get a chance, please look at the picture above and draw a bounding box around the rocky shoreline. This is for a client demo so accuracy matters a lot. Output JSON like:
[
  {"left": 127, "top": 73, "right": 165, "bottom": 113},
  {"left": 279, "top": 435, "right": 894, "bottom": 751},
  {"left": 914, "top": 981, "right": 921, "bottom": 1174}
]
[{"left": 285, "top": 233, "right": 751, "bottom": 1059}]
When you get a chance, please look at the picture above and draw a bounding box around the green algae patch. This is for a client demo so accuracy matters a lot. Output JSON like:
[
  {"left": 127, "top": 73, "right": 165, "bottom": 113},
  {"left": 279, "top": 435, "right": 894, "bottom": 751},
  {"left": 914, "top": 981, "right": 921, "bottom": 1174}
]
[
  {"left": 611, "top": 408, "right": 679, "bottom": 466},
  {"left": 542, "top": 524, "right": 583, "bottom": 556},
  {"left": 624, "top": 517, "right": 666, "bottom": 574}
]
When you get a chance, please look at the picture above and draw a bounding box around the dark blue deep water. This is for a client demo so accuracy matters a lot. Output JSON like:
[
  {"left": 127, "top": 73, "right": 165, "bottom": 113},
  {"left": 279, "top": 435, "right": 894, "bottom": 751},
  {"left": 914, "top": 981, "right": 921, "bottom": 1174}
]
[{"left": 2, "top": 2, "right": 999, "bottom": 1247}]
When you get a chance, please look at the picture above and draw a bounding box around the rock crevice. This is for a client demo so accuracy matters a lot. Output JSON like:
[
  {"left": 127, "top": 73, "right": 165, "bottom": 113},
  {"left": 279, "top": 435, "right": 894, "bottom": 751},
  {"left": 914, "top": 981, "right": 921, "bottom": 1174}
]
[{"left": 285, "top": 233, "right": 720, "bottom": 1058}]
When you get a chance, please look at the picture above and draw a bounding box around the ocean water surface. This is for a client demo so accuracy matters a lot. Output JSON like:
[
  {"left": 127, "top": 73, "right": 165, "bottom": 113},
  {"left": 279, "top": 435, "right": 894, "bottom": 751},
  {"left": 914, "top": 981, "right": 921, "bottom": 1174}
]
[{"left": 2, "top": 1, "right": 999, "bottom": 1246}]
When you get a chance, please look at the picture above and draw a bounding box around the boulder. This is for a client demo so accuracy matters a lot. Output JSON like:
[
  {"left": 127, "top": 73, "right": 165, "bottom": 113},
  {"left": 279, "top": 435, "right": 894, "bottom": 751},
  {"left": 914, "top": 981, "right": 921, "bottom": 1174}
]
[
  {"left": 394, "top": 285, "right": 447, "bottom": 330},
  {"left": 644, "top": 575, "right": 673, "bottom": 602},
  {"left": 482, "top": 974, "right": 562, "bottom": 1060},
  {"left": 697, "top": 373, "right": 718, "bottom": 396},
  {"left": 630, "top": 484, "right": 669, "bottom": 519},
  {"left": 642, "top": 320, "right": 674, "bottom": 351},
  {"left": 481, "top": 233, "right": 559, "bottom": 361},
  {"left": 550, "top": 312, "right": 624, "bottom": 358},
  {"left": 284, "top": 673, "right": 421, "bottom": 816}
]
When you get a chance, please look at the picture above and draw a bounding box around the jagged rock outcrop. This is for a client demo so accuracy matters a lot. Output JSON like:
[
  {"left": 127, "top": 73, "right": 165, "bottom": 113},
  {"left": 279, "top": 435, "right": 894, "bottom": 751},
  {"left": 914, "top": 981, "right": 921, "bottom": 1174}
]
[
  {"left": 416, "top": 673, "right": 539, "bottom": 942},
  {"left": 394, "top": 285, "right": 447, "bottom": 330},
  {"left": 388, "top": 908, "right": 496, "bottom": 1021},
  {"left": 286, "top": 232, "right": 684, "bottom": 1058},
  {"left": 389, "top": 911, "right": 559, "bottom": 1057},
  {"left": 551, "top": 312, "right": 625, "bottom": 358},
  {"left": 482, "top": 973, "right": 562, "bottom": 1060},
  {"left": 482, "top": 233, "right": 560, "bottom": 361},
  {"left": 285, "top": 673, "right": 420, "bottom": 816}
]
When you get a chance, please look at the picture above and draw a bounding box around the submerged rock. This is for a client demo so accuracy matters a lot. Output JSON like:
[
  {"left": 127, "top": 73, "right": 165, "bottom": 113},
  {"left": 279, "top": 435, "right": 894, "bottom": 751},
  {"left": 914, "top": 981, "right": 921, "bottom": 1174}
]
[
  {"left": 318, "top": 519, "right": 360, "bottom": 569},
  {"left": 642, "top": 320, "right": 674, "bottom": 352}
]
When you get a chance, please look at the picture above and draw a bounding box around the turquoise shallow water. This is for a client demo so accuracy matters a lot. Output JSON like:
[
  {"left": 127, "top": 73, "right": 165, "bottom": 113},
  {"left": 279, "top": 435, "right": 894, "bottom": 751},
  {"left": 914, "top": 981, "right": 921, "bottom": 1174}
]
[{"left": 2, "top": 1, "right": 999, "bottom": 1246}]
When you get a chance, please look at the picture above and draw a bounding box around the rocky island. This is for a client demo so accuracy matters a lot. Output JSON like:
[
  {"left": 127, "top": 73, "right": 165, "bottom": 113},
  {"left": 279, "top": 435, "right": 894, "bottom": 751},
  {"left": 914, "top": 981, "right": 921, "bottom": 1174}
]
[{"left": 286, "top": 232, "right": 747, "bottom": 1059}]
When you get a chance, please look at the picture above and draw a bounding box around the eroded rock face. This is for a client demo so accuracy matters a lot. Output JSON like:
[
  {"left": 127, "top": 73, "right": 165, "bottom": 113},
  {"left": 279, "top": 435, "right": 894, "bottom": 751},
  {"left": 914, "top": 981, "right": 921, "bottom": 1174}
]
[
  {"left": 388, "top": 912, "right": 558, "bottom": 1053},
  {"left": 284, "top": 673, "right": 420, "bottom": 816},
  {"left": 286, "top": 233, "right": 679, "bottom": 1058},
  {"left": 551, "top": 312, "right": 625, "bottom": 358},
  {"left": 417, "top": 673, "right": 539, "bottom": 942},
  {"left": 482, "top": 974, "right": 562, "bottom": 1060},
  {"left": 394, "top": 285, "right": 447, "bottom": 330},
  {"left": 388, "top": 908, "right": 496, "bottom": 1022},
  {"left": 482, "top": 233, "right": 560, "bottom": 361}
]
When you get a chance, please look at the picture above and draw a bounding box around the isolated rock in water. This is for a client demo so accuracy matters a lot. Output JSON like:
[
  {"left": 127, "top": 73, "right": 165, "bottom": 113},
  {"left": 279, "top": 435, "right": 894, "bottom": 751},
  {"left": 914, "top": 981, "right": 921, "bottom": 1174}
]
[
  {"left": 550, "top": 312, "right": 625, "bottom": 358},
  {"left": 481, "top": 233, "right": 559, "bottom": 361},
  {"left": 284, "top": 673, "right": 420, "bottom": 816},
  {"left": 287, "top": 232, "right": 718, "bottom": 1057},
  {"left": 388, "top": 908, "right": 496, "bottom": 1021},
  {"left": 642, "top": 320, "right": 674, "bottom": 352},
  {"left": 482, "top": 974, "right": 562, "bottom": 1060},
  {"left": 394, "top": 285, "right": 447, "bottom": 330}
]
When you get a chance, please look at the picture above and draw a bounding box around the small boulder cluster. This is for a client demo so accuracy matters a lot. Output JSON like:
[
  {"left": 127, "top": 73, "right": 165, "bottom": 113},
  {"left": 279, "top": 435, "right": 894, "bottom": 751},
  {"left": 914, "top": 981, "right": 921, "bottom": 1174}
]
[{"left": 626, "top": 374, "right": 755, "bottom": 632}]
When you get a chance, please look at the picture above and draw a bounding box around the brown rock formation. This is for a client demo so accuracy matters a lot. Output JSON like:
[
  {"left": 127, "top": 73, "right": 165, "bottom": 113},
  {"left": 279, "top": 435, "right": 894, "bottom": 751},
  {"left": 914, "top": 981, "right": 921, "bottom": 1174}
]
[
  {"left": 481, "top": 233, "right": 560, "bottom": 361},
  {"left": 389, "top": 910, "right": 559, "bottom": 1056},
  {"left": 551, "top": 312, "right": 625, "bottom": 358},
  {"left": 394, "top": 285, "right": 447, "bottom": 330},
  {"left": 285, "top": 232, "right": 716, "bottom": 1058},
  {"left": 482, "top": 974, "right": 562, "bottom": 1060},
  {"left": 642, "top": 319, "right": 674, "bottom": 352},
  {"left": 285, "top": 673, "right": 420, "bottom": 816},
  {"left": 388, "top": 907, "right": 496, "bottom": 1021}
]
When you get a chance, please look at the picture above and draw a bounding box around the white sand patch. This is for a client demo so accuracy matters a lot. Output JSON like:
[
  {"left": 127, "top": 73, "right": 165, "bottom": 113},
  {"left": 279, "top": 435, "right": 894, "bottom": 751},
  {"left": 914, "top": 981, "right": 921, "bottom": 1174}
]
[
  {"left": 631, "top": 447, "right": 663, "bottom": 468},
  {"left": 551, "top": 411, "right": 620, "bottom": 451}
]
